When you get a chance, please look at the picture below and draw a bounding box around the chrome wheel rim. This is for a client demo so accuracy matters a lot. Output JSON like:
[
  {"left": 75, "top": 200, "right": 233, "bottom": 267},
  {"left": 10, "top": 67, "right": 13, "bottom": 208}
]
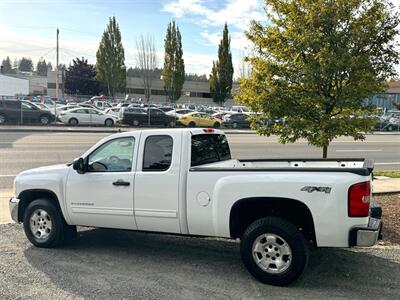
[
  {"left": 252, "top": 233, "right": 292, "bottom": 274},
  {"left": 30, "top": 209, "right": 52, "bottom": 240},
  {"left": 0, "top": 115, "right": 5, "bottom": 124},
  {"left": 133, "top": 120, "right": 139, "bottom": 126}
]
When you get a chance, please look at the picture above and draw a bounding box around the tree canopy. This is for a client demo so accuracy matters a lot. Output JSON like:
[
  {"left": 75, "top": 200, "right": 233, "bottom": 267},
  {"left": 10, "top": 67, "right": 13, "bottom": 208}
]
[
  {"left": 1, "top": 57, "right": 13, "bottom": 74},
  {"left": 162, "top": 21, "right": 185, "bottom": 101},
  {"left": 36, "top": 59, "right": 48, "bottom": 76},
  {"left": 18, "top": 57, "right": 33, "bottom": 72},
  {"left": 237, "top": 0, "right": 399, "bottom": 157},
  {"left": 96, "top": 16, "right": 126, "bottom": 97},
  {"left": 64, "top": 57, "right": 99, "bottom": 96},
  {"left": 210, "top": 23, "right": 234, "bottom": 104}
]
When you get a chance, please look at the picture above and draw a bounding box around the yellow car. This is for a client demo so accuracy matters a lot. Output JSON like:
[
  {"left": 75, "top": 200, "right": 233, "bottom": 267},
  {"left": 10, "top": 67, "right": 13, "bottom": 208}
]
[{"left": 179, "top": 112, "right": 221, "bottom": 128}]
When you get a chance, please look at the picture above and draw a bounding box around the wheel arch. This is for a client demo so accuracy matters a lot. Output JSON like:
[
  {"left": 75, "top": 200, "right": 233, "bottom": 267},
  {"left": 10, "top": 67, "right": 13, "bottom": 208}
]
[
  {"left": 17, "top": 189, "right": 64, "bottom": 223},
  {"left": 229, "top": 197, "right": 317, "bottom": 246}
]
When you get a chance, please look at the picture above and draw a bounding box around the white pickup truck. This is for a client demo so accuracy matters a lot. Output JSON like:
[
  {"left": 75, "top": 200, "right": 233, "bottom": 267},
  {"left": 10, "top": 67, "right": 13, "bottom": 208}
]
[{"left": 9, "top": 128, "right": 382, "bottom": 286}]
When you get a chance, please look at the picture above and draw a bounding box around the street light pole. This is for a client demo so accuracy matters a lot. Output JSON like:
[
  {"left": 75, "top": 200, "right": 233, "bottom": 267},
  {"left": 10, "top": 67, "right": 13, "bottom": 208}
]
[{"left": 54, "top": 28, "right": 59, "bottom": 123}]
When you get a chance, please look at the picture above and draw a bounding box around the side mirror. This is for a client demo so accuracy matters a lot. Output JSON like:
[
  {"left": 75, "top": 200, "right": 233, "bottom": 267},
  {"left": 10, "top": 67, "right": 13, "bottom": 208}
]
[{"left": 72, "top": 157, "right": 86, "bottom": 174}]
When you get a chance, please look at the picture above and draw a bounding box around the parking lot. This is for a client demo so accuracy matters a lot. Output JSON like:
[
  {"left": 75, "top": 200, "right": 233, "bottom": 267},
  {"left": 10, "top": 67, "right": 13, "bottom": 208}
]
[{"left": 0, "top": 223, "right": 399, "bottom": 299}]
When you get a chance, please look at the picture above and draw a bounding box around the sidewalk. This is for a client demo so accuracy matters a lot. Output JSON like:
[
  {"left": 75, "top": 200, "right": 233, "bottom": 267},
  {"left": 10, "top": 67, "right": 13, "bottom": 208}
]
[{"left": 373, "top": 177, "right": 400, "bottom": 194}]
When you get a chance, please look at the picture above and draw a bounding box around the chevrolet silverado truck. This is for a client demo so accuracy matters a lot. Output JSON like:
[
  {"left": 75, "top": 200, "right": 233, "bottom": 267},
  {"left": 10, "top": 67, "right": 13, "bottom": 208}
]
[{"left": 9, "top": 128, "right": 382, "bottom": 286}]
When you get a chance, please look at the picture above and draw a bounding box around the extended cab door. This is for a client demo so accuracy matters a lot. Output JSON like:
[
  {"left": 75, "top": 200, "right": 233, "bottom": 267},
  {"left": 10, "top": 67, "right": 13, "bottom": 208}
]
[
  {"left": 134, "top": 131, "right": 182, "bottom": 233},
  {"left": 65, "top": 134, "right": 139, "bottom": 230}
]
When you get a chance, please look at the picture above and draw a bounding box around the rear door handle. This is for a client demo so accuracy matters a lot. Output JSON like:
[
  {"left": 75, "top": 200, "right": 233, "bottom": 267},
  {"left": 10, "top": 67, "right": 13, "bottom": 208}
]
[{"left": 113, "top": 179, "right": 130, "bottom": 186}]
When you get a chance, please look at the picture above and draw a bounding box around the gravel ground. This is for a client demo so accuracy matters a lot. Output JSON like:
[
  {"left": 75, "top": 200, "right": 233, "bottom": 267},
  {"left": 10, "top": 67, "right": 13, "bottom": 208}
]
[
  {"left": 0, "top": 224, "right": 399, "bottom": 299},
  {"left": 376, "top": 194, "right": 400, "bottom": 245}
]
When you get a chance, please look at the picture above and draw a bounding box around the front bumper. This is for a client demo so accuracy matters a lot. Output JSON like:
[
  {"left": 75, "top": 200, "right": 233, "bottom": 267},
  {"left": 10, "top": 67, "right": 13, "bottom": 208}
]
[
  {"left": 349, "top": 205, "right": 383, "bottom": 247},
  {"left": 9, "top": 197, "right": 20, "bottom": 223}
]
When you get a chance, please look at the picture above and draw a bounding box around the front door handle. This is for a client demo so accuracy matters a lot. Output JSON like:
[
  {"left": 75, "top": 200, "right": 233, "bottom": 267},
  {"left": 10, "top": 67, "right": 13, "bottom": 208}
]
[{"left": 113, "top": 179, "right": 130, "bottom": 186}]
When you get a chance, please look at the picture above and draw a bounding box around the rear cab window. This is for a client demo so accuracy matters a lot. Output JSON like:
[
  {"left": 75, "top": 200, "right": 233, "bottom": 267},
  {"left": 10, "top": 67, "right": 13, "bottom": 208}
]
[{"left": 191, "top": 134, "right": 231, "bottom": 167}]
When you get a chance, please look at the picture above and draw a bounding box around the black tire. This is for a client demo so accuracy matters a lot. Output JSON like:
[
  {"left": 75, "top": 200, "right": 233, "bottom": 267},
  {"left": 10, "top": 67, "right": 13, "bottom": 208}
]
[
  {"left": 69, "top": 118, "right": 78, "bottom": 126},
  {"left": 213, "top": 122, "right": 220, "bottom": 128},
  {"left": 387, "top": 125, "right": 393, "bottom": 132},
  {"left": 0, "top": 113, "right": 6, "bottom": 125},
  {"left": 240, "top": 217, "right": 309, "bottom": 286},
  {"left": 132, "top": 119, "right": 140, "bottom": 127},
  {"left": 168, "top": 120, "right": 175, "bottom": 128},
  {"left": 39, "top": 114, "right": 50, "bottom": 125},
  {"left": 188, "top": 121, "right": 196, "bottom": 127},
  {"left": 232, "top": 122, "right": 238, "bottom": 129},
  {"left": 23, "top": 199, "right": 69, "bottom": 248},
  {"left": 105, "top": 118, "right": 114, "bottom": 127}
]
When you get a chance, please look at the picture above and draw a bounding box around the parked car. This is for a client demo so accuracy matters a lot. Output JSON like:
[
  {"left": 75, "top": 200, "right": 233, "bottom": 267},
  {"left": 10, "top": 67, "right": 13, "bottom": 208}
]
[
  {"left": 10, "top": 128, "right": 382, "bottom": 286},
  {"left": 159, "top": 107, "right": 175, "bottom": 113},
  {"left": 120, "top": 107, "right": 175, "bottom": 127},
  {"left": 230, "top": 105, "right": 249, "bottom": 113},
  {"left": 0, "top": 99, "right": 55, "bottom": 125},
  {"left": 179, "top": 112, "right": 221, "bottom": 128},
  {"left": 59, "top": 108, "right": 118, "bottom": 126},
  {"left": 223, "top": 113, "right": 252, "bottom": 128},
  {"left": 104, "top": 107, "right": 121, "bottom": 118}
]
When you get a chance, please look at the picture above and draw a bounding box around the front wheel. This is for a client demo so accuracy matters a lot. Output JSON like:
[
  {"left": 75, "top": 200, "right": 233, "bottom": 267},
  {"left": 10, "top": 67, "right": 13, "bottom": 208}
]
[
  {"left": 213, "top": 122, "right": 220, "bottom": 128},
  {"left": 240, "top": 217, "right": 309, "bottom": 286},
  {"left": 188, "top": 121, "right": 196, "bottom": 128},
  {"left": 23, "top": 199, "right": 68, "bottom": 248},
  {"left": 132, "top": 119, "right": 140, "bottom": 127},
  {"left": 0, "top": 113, "right": 6, "bottom": 125}
]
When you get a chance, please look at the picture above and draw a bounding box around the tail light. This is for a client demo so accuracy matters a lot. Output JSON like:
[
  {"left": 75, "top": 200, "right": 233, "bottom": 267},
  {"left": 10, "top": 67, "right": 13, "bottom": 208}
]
[
  {"left": 348, "top": 182, "right": 371, "bottom": 217},
  {"left": 203, "top": 128, "right": 215, "bottom": 133}
]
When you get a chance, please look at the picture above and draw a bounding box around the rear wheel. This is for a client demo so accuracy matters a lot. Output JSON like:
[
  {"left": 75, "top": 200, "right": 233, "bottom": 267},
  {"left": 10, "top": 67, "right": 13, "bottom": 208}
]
[
  {"left": 240, "top": 217, "right": 309, "bottom": 286},
  {"left": 23, "top": 199, "right": 74, "bottom": 248},
  {"left": 188, "top": 121, "right": 196, "bottom": 127},
  {"left": 387, "top": 125, "right": 393, "bottom": 132},
  {"left": 213, "top": 122, "right": 220, "bottom": 128},
  {"left": 69, "top": 118, "right": 78, "bottom": 126},
  {"left": 132, "top": 119, "right": 140, "bottom": 127},
  {"left": 0, "top": 113, "right": 6, "bottom": 125},
  {"left": 105, "top": 119, "right": 114, "bottom": 127},
  {"left": 232, "top": 122, "right": 238, "bottom": 129}
]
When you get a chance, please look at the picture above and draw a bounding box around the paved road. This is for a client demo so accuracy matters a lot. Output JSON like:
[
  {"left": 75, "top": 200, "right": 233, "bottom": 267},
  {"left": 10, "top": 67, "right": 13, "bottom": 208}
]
[
  {"left": 0, "top": 131, "right": 399, "bottom": 189},
  {"left": 0, "top": 224, "right": 399, "bottom": 299}
]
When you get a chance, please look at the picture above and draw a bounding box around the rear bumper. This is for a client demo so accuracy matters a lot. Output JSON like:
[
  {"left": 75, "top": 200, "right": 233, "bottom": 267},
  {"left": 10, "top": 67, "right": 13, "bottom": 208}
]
[
  {"left": 9, "top": 197, "right": 20, "bottom": 223},
  {"left": 349, "top": 205, "right": 383, "bottom": 247}
]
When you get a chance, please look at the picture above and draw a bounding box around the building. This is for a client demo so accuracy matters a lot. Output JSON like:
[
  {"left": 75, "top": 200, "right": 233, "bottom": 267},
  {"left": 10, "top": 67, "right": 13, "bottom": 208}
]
[
  {"left": 45, "top": 72, "right": 400, "bottom": 110},
  {"left": 0, "top": 74, "right": 29, "bottom": 96},
  {"left": 366, "top": 81, "right": 400, "bottom": 111},
  {"left": 46, "top": 71, "right": 237, "bottom": 106}
]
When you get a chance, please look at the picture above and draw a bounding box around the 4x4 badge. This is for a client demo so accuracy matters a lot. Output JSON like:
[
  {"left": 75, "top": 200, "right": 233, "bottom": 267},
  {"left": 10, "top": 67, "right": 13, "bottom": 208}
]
[{"left": 301, "top": 186, "right": 332, "bottom": 194}]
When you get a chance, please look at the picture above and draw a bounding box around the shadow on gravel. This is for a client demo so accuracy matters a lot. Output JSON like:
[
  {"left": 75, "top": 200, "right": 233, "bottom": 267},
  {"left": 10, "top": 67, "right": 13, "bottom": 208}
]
[{"left": 23, "top": 228, "right": 400, "bottom": 299}]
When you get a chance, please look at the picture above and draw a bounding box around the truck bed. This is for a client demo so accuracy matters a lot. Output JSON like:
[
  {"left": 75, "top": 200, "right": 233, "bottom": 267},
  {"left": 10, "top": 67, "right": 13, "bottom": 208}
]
[{"left": 190, "top": 158, "right": 374, "bottom": 176}]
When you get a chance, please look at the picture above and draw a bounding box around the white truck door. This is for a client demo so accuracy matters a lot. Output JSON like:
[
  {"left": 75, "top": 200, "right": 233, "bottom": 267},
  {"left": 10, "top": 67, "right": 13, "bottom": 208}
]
[
  {"left": 65, "top": 135, "right": 139, "bottom": 230},
  {"left": 134, "top": 131, "right": 182, "bottom": 233}
]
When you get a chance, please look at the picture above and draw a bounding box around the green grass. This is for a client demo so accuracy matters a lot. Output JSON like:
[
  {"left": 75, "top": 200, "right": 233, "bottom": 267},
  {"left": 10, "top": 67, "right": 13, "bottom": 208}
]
[{"left": 374, "top": 170, "right": 400, "bottom": 178}]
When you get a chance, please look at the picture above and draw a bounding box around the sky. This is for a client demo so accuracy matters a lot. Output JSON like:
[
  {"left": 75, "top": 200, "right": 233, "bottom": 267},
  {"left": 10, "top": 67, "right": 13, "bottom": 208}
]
[{"left": 0, "top": 0, "right": 266, "bottom": 76}]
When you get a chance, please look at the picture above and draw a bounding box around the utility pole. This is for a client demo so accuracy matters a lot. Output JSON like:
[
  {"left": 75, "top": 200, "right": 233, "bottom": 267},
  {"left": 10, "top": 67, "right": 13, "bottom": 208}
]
[{"left": 54, "top": 28, "right": 59, "bottom": 123}]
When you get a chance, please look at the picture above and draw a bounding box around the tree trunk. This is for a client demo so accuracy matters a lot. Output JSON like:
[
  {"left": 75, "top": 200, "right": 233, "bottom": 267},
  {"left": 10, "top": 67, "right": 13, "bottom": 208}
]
[{"left": 322, "top": 145, "right": 328, "bottom": 158}]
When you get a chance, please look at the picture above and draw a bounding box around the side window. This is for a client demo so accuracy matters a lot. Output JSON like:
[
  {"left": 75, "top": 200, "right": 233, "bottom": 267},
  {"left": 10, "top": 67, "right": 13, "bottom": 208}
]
[
  {"left": 75, "top": 109, "right": 88, "bottom": 114},
  {"left": 143, "top": 135, "right": 173, "bottom": 171},
  {"left": 87, "top": 137, "right": 135, "bottom": 172}
]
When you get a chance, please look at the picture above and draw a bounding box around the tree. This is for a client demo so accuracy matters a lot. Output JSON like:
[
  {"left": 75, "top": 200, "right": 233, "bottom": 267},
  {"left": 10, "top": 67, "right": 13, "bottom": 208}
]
[
  {"left": 96, "top": 16, "right": 126, "bottom": 96},
  {"left": 135, "top": 34, "right": 158, "bottom": 101},
  {"left": 47, "top": 62, "right": 53, "bottom": 72},
  {"left": 1, "top": 57, "right": 13, "bottom": 74},
  {"left": 209, "top": 23, "right": 234, "bottom": 104},
  {"left": 209, "top": 61, "right": 219, "bottom": 100},
  {"left": 162, "top": 21, "right": 185, "bottom": 101},
  {"left": 36, "top": 59, "right": 48, "bottom": 76},
  {"left": 18, "top": 57, "right": 33, "bottom": 72},
  {"left": 64, "top": 57, "right": 100, "bottom": 96},
  {"left": 237, "top": 0, "right": 399, "bottom": 158}
]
